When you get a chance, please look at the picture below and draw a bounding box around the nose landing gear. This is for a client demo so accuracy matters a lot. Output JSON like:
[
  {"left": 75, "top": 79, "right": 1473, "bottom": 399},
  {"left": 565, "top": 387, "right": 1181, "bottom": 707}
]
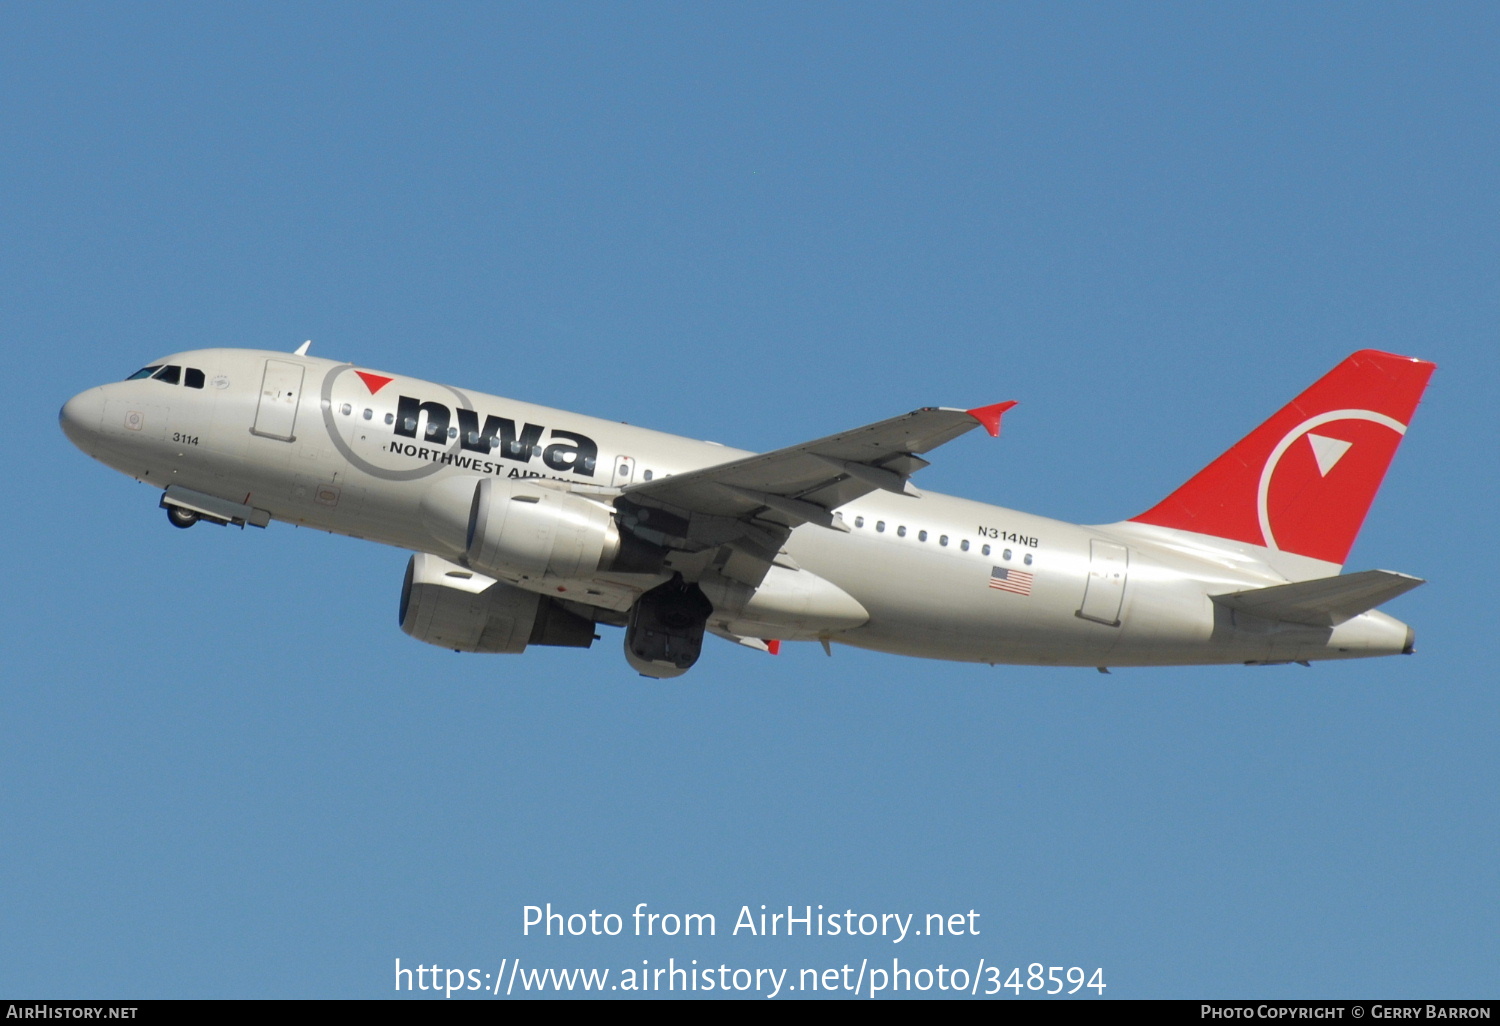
[{"left": 166, "top": 505, "right": 201, "bottom": 529}]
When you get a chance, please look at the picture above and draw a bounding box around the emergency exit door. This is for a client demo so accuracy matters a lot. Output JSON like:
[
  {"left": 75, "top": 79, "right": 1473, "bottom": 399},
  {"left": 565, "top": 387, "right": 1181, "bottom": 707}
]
[{"left": 611, "top": 455, "right": 635, "bottom": 488}]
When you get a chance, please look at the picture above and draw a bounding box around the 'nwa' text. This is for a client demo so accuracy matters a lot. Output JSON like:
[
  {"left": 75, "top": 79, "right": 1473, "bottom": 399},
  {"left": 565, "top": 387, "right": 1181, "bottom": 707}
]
[{"left": 393, "top": 396, "right": 598, "bottom": 476}]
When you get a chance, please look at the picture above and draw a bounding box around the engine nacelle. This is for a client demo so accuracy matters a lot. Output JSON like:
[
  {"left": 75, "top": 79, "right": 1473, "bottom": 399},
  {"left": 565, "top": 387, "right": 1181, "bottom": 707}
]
[
  {"left": 420, "top": 477, "right": 665, "bottom": 580},
  {"left": 463, "top": 477, "right": 669, "bottom": 581},
  {"left": 399, "top": 552, "right": 595, "bottom": 653}
]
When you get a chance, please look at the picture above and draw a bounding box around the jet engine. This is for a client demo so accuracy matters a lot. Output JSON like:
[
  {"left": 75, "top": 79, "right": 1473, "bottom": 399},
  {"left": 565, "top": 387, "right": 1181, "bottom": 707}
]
[
  {"left": 399, "top": 552, "right": 595, "bottom": 653},
  {"left": 421, "top": 477, "right": 661, "bottom": 581}
]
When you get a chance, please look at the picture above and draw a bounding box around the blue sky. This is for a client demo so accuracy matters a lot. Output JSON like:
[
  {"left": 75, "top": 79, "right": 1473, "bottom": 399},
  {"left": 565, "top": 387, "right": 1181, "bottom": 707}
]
[{"left": 4, "top": 2, "right": 1496, "bottom": 999}]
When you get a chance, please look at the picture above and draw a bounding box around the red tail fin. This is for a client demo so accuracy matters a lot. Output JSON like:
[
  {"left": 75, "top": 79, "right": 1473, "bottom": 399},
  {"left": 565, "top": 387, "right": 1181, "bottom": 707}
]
[{"left": 1131, "top": 350, "right": 1435, "bottom": 566}]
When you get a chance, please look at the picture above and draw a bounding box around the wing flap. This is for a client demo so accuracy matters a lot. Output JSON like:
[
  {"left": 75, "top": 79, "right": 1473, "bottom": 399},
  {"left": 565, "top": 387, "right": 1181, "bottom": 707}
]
[{"left": 1211, "top": 569, "right": 1424, "bottom": 627}]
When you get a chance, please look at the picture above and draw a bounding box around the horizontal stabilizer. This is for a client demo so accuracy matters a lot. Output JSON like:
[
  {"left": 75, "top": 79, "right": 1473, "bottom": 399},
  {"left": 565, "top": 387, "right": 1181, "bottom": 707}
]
[{"left": 1211, "top": 570, "right": 1424, "bottom": 627}]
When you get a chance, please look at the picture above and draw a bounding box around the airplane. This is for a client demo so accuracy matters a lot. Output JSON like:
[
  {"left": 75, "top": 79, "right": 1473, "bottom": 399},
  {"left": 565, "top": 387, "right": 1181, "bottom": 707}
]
[{"left": 59, "top": 345, "right": 1434, "bottom": 678}]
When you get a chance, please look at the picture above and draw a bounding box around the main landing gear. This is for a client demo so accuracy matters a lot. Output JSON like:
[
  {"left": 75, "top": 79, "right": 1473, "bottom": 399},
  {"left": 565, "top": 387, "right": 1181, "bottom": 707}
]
[{"left": 623, "top": 575, "right": 713, "bottom": 679}]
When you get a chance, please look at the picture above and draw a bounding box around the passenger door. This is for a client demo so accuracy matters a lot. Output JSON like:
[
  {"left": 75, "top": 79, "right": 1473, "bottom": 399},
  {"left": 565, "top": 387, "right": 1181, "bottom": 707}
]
[{"left": 251, "top": 359, "right": 304, "bottom": 442}]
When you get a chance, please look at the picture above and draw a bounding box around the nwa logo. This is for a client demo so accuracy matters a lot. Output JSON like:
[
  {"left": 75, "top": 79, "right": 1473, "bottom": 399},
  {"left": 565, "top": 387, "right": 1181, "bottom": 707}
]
[{"left": 392, "top": 395, "right": 599, "bottom": 477}]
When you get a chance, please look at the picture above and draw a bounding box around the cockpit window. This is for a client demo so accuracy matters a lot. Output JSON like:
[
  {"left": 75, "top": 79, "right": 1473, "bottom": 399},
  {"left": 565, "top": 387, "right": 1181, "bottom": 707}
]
[{"left": 128, "top": 364, "right": 206, "bottom": 385}]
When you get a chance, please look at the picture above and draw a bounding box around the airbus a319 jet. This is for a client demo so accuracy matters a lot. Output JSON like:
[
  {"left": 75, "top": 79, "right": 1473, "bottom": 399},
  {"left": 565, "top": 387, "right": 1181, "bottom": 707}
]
[{"left": 60, "top": 345, "right": 1434, "bottom": 677}]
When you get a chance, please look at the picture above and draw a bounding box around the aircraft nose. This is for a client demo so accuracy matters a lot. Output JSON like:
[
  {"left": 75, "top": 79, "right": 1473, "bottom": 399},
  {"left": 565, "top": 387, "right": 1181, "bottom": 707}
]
[{"left": 59, "top": 387, "right": 106, "bottom": 450}]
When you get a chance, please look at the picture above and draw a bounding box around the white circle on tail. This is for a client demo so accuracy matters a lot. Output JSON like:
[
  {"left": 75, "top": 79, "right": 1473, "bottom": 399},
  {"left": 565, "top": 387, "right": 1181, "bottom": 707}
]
[{"left": 1256, "top": 408, "right": 1406, "bottom": 551}]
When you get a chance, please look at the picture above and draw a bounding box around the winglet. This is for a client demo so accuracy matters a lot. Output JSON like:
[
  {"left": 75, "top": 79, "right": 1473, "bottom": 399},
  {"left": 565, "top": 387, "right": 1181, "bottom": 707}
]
[
  {"left": 766, "top": 639, "right": 781, "bottom": 655},
  {"left": 294, "top": 340, "right": 312, "bottom": 356},
  {"left": 967, "top": 401, "right": 1018, "bottom": 437}
]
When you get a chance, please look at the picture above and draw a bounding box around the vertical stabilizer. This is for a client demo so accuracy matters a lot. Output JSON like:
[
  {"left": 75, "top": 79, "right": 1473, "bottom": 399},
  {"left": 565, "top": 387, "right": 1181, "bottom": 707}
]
[{"left": 1130, "top": 350, "right": 1435, "bottom": 567}]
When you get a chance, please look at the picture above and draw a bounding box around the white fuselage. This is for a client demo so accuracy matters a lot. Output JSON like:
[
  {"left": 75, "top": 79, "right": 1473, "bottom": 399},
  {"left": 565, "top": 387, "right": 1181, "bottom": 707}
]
[{"left": 60, "top": 348, "right": 1415, "bottom": 669}]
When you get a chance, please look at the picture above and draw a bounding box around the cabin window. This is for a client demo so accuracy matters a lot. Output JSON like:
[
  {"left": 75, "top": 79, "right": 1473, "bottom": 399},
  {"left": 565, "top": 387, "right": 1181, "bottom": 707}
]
[
  {"left": 918, "top": 530, "right": 928, "bottom": 542},
  {"left": 960, "top": 539, "right": 970, "bottom": 552},
  {"left": 940, "top": 535, "right": 949, "bottom": 546},
  {"left": 384, "top": 413, "right": 394, "bottom": 425},
  {"left": 854, "top": 515, "right": 864, "bottom": 528},
  {"left": 363, "top": 408, "right": 373, "bottom": 420},
  {"left": 1024, "top": 553, "right": 1034, "bottom": 566},
  {"left": 643, "top": 469, "right": 654, "bottom": 481},
  {"left": 340, "top": 403, "right": 352, "bottom": 416},
  {"left": 982, "top": 544, "right": 991, "bottom": 556},
  {"left": 1003, "top": 548, "right": 1012, "bottom": 561},
  {"left": 876, "top": 521, "right": 886, "bottom": 533},
  {"left": 896, "top": 525, "right": 907, "bottom": 537}
]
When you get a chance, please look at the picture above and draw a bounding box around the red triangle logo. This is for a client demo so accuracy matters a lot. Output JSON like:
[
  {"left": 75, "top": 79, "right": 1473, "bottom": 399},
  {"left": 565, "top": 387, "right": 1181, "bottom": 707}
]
[{"left": 355, "top": 371, "right": 393, "bottom": 394}]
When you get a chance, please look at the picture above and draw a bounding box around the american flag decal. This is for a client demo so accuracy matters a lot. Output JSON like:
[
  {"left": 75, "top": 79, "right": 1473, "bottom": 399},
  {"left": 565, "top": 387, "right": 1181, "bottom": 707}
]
[{"left": 989, "top": 566, "right": 1034, "bottom": 596}]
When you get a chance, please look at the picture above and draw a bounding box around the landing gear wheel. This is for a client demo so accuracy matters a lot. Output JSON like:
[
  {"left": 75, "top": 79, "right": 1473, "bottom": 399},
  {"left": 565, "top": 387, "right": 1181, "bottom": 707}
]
[
  {"left": 623, "top": 575, "right": 713, "bottom": 678},
  {"left": 166, "top": 505, "right": 200, "bottom": 529}
]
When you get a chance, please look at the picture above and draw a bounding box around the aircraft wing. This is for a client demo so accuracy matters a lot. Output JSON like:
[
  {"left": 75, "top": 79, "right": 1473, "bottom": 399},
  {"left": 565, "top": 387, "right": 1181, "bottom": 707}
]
[{"left": 615, "top": 402, "right": 1015, "bottom": 583}]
